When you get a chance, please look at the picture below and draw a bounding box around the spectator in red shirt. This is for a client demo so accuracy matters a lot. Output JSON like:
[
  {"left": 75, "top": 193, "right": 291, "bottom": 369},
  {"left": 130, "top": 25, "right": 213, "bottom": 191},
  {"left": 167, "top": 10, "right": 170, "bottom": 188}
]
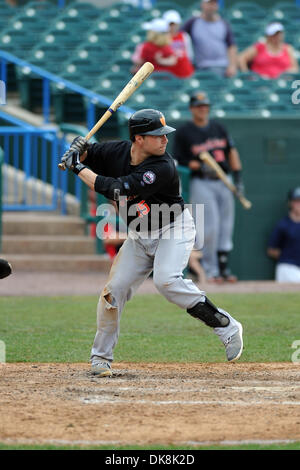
[
  {"left": 132, "top": 18, "right": 194, "bottom": 78},
  {"left": 238, "top": 22, "right": 298, "bottom": 79},
  {"left": 162, "top": 10, "right": 194, "bottom": 74}
]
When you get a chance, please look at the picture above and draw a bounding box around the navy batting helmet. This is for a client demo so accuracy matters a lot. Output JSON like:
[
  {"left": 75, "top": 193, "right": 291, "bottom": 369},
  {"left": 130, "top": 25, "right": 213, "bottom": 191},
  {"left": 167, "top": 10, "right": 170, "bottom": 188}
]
[{"left": 128, "top": 109, "right": 176, "bottom": 141}]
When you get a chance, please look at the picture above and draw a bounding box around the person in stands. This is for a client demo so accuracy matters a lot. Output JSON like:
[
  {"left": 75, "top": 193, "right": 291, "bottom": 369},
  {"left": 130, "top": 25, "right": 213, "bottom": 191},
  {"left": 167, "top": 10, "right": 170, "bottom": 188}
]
[
  {"left": 238, "top": 22, "right": 298, "bottom": 79},
  {"left": 131, "top": 18, "right": 194, "bottom": 79},
  {"left": 181, "top": 0, "right": 238, "bottom": 77}
]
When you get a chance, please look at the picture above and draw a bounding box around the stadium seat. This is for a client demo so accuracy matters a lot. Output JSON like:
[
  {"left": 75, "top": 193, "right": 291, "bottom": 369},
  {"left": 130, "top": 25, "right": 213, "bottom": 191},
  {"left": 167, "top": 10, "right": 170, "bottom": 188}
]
[
  {"left": 182, "top": 71, "right": 224, "bottom": 97},
  {"left": 219, "top": 87, "right": 266, "bottom": 112},
  {"left": 0, "top": 4, "right": 19, "bottom": 30},
  {"left": 63, "top": 1, "right": 102, "bottom": 21},
  {"left": 19, "top": 1, "right": 58, "bottom": 20},
  {"left": 27, "top": 45, "right": 72, "bottom": 73},
  {"left": 210, "top": 102, "right": 248, "bottom": 117},
  {"left": 93, "top": 72, "right": 132, "bottom": 99},
  {"left": 226, "top": 1, "right": 267, "bottom": 21},
  {"left": 258, "top": 102, "right": 298, "bottom": 117},
  {"left": 269, "top": 2, "right": 300, "bottom": 21},
  {"left": 164, "top": 105, "right": 191, "bottom": 122}
]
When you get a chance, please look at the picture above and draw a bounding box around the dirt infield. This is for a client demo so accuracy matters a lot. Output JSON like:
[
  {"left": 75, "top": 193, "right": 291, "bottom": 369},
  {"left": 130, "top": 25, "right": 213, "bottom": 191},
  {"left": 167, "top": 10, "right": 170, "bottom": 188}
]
[
  {"left": 1, "top": 271, "right": 300, "bottom": 296},
  {"left": 0, "top": 362, "right": 300, "bottom": 447}
]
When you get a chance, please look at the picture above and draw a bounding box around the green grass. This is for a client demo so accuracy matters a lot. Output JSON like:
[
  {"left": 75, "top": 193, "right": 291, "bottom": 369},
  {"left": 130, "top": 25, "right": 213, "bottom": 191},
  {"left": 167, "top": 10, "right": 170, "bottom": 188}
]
[
  {"left": 0, "top": 442, "right": 299, "bottom": 450},
  {"left": 0, "top": 292, "right": 299, "bottom": 363},
  {"left": 0, "top": 292, "right": 299, "bottom": 451}
]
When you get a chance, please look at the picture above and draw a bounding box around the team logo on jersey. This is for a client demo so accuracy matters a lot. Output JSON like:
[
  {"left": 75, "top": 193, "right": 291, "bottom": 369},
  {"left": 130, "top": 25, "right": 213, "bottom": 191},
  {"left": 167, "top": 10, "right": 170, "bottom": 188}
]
[{"left": 142, "top": 171, "right": 156, "bottom": 185}]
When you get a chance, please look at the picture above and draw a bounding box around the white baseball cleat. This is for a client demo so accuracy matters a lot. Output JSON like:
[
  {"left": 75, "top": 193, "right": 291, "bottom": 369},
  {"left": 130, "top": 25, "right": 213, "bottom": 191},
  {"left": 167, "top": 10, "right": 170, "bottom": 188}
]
[
  {"left": 91, "top": 359, "right": 113, "bottom": 377},
  {"left": 223, "top": 321, "right": 244, "bottom": 362}
]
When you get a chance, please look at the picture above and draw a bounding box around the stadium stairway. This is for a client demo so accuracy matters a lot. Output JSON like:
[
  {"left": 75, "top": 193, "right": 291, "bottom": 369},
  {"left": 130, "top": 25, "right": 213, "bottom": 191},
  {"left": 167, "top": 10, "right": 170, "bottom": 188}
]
[{"left": 1, "top": 212, "right": 112, "bottom": 272}]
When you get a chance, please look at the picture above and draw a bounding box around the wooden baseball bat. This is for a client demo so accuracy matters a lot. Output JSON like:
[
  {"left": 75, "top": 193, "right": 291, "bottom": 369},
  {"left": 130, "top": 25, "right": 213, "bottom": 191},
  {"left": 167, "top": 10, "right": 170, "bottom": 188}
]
[
  {"left": 199, "top": 151, "right": 252, "bottom": 210},
  {"left": 58, "top": 62, "right": 155, "bottom": 170}
]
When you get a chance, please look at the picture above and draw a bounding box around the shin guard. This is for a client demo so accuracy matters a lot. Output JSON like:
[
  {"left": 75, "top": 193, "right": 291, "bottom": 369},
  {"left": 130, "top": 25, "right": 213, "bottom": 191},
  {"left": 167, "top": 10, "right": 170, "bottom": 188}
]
[{"left": 187, "top": 297, "right": 230, "bottom": 328}]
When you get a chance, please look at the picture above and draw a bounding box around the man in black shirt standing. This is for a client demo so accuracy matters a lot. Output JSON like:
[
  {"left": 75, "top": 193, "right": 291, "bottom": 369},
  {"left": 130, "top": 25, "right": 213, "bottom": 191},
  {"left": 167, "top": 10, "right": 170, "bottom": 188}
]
[
  {"left": 61, "top": 108, "right": 243, "bottom": 377},
  {"left": 173, "top": 92, "right": 244, "bottom": 283}
]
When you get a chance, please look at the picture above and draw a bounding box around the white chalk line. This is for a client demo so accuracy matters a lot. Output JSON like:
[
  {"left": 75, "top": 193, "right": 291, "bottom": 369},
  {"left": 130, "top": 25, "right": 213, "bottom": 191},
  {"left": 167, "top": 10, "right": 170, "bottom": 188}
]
[{"left": 81, "top": 397, "right": 300, "bottom": 406}]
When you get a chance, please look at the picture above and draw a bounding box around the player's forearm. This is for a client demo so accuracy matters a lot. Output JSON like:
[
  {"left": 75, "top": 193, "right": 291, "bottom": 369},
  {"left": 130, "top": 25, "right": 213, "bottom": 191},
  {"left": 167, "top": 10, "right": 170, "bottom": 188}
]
[
  {"left": 78, "top": 167, "right": 97, "bottom": 190},
  {"left": 228, "top": 148, "right": 242, "bottom": 171}
]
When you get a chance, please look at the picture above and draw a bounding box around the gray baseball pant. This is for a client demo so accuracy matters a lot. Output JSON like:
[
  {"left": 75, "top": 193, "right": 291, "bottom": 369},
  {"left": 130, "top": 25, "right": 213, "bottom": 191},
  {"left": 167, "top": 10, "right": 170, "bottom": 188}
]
[
  {"left": 190, "top": 178, "right": 235, "bottom": 278},
  {"left": 91, "top": 209, "right": 239, "bottom": 363}
]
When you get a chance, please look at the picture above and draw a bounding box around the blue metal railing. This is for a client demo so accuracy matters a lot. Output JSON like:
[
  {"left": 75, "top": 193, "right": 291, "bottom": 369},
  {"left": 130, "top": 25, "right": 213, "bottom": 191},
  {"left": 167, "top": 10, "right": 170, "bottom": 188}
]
[
  {"left": 0, "top": 50, "right": 135, "bottom": 130},
  {"left": 1, "top": 127, "right": 59, "bottom": 211},
  {"left": 0, "top": 110, "right": 78, "bottom": 212}
]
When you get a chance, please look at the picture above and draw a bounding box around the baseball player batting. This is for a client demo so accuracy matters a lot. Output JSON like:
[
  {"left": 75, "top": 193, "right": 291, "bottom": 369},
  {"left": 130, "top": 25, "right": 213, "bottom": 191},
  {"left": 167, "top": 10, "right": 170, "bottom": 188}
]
[{"left": 60, "top": 109, "right": 243, "bottom": 377}]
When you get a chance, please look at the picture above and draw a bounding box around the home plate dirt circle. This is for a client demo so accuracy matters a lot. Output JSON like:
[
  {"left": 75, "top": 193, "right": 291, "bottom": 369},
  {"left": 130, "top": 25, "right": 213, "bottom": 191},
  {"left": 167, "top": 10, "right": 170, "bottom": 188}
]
[{"left": 0, "top": 362, "right": 300, "bottom": 447}]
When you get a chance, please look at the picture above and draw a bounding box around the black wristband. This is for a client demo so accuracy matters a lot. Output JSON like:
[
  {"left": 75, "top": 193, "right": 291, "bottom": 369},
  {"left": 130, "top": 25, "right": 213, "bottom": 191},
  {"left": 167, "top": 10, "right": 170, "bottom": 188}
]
[
  {"left": 232, "top": 170, "right": 242, "bottom": 185},
  {"left": 73, "top": 163, "right": 87, "bottom": 175}
]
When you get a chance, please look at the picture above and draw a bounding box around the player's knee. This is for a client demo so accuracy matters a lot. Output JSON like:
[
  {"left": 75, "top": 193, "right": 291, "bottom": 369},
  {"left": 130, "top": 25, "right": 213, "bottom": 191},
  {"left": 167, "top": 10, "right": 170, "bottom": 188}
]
[{"left": 153, "top": 271, "right": 178, "bottom": 294}]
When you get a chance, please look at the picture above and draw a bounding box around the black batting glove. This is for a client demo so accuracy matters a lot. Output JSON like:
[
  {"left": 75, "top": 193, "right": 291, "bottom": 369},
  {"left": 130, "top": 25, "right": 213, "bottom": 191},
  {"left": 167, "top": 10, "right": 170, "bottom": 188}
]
[
  {"left": 62, "top": 150, "right": 87, "bottom": 175},
  {"left": 69, "top": 136, "right": 90, "bottom": 156},
  {"left": 232, "top": 170, "right": 245, "bottom": 197}
]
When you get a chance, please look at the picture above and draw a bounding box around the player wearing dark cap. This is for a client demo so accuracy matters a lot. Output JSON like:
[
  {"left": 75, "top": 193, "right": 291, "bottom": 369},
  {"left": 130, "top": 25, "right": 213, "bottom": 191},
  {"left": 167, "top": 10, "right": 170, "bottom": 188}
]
[
  {"left": 267, "top": 187, "right": 300, "bottom": 282},
  {"left": 173, "top": 92, "right": 245, "bottom": 283},
  {"left": 60, "top": 108, "right": 243, "bottom": 377}
]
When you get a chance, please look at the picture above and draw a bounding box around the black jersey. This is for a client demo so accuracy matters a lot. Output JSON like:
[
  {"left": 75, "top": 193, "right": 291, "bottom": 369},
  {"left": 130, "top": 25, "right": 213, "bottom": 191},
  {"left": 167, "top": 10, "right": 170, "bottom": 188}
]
[
  {"left": 84, "top": 140, "right": 184, "bottom": 232},
  {"left": 173, "top": 119, "right": 235, "bottom": 178}
]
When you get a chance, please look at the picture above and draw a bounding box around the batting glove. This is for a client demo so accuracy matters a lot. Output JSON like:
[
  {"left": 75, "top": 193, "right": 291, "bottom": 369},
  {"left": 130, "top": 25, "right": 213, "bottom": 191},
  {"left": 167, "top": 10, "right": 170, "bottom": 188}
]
[
  {"left": 62, "top": 150, "right": 87, "bottom": 175},
  {"left": 69, "top": 136, "right": 90, "bottom": 156},
  {"left": 232, "top": 170, "right": 245, "bottom": 198}
]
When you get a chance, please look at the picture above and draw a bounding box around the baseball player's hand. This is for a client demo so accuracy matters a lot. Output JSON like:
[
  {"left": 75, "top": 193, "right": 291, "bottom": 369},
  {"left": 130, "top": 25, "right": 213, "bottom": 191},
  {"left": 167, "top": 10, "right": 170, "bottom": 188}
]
[
  {"left": 235, "top": 181, "right": 245, "bottom": 198},
  {"left": 69, "top": 136, "right": 90, "bottom": 156},
  {"left": 61, "top": 150, "right": 87, "bottom": 175},
  {"left": 189, "top": 160, "right": 201, "bottom": 171}
]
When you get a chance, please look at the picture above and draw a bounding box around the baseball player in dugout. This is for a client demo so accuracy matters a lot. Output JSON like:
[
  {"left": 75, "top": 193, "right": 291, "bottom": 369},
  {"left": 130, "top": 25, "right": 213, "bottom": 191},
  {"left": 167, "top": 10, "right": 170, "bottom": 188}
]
[
  {"left": 60, "top": 109, "right": 243, "bottom": 377},
  {"left": 173, "top": 92, "right": 245, "bottom": 284}
]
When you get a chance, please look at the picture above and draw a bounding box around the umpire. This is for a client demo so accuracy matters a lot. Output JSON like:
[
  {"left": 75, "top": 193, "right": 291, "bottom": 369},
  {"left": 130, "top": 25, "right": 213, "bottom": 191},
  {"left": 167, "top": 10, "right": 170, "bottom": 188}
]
[{"left": 173, "top": 92, "right": 245, "bottom": 283}]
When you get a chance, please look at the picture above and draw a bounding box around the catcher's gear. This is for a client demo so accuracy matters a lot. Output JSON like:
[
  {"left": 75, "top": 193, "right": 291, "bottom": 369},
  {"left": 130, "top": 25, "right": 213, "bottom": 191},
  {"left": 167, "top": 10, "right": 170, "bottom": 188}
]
[
  {"left": 187, "top": 297, "right": 230, "bottom": 328},
  {"left": 0, "top": 259, "right": 12, "bottom": 279},
  {"left": 61, "top": 150, "right": 87, "bottom": 175},
  {"left": 128, "top": 109, "right": 175, "bottom": 141}
]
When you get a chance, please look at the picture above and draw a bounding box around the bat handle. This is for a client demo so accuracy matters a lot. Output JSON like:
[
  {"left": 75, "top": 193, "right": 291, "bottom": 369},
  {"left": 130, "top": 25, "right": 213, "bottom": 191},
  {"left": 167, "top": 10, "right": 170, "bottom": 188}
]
[{"left": 238, "top": 195, "right": 252, "bottom": 210}]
